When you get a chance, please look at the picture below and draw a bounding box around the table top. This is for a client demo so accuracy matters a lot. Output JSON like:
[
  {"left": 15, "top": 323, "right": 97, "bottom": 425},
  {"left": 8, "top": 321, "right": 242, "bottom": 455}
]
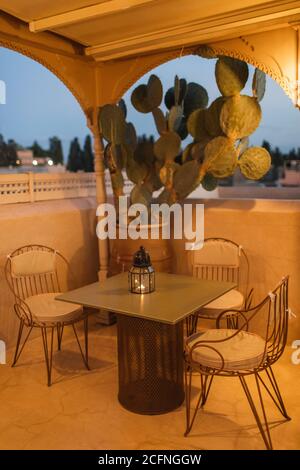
[{"left": 56, "top": 273, "right": 236, "bottom": 324}]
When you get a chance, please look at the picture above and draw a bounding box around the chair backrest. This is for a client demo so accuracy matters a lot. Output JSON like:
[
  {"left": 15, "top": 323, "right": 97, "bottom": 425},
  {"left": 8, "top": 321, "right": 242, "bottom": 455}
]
[
  {"left": 192, "top": 238, "right": 248, "bottom": 288},
  {"left": 266, "top": 276, "right": 289, "bottom": 364},
  {"left": 5, "top": 245, "right": 65, "bottom": 301}
]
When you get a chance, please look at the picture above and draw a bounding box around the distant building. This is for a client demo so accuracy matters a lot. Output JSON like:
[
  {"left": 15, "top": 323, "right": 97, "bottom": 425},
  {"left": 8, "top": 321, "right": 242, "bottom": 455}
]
[{"left": 17, "top": 149, "right": 33, "bottom": 166}]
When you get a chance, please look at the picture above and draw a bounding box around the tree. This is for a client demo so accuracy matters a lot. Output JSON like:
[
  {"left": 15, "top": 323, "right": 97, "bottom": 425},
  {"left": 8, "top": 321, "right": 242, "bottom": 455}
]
[
  {"left": 0, "top": 135, "right": 18, "bottom": 167},
  {"left": 67, "top": 137, "right": 84, "bottom": 172},
  {"left": 31, "top": 140, "right": 47, "bottom": 157},
  {"left": 262, "top": 140, "right": 272, "bottom": 153},
  {"left": 49, "top": 136, "right": 64, "bottom": 165},
  {"left": 83, "top": 135, "right": 94, "bottom": 172}
]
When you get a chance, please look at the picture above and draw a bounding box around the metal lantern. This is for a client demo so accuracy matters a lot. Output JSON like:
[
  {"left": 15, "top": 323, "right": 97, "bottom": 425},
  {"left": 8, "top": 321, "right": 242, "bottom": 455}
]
[{"left": 128, "top": 246, "right": 155, "bottom": 294}]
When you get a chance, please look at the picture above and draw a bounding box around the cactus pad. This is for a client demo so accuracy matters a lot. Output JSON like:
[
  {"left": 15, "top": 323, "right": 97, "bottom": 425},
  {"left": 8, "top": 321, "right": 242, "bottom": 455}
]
[
  {"left": 215, "top": 57, "right": 249, "bottom": 96},
  {"left": 154, "top": 132, "right": 181, "bottom": 161},
  {"left": 184, "top": 82, "right": 209, "bottom": 116},
  {"left": 238, "top": 146, "right": 271, "bottom": 180},
  {"left": 130, "top": 184, "right": 152, "bottom": 207},
  {"left": 152, "top": 107, "right": 167, "bottom": 135},
  {"left": 173, "top": 160, "right": 201, "bottom": 198},
  {"left": 202, "top": 173, "right": 218, "bottom": 191},
  {"left": 220, "top": 95, "right": 262, "bottom": 140},
  {"left": 168, "top": 105, "right": 183, "bottom": 132},
  {"left": 187, "top": 109, "right": 208, "bottom": 141},
  {"left": 252, "top": 68, "right": 266, "bottom": 102},
  {"left": 203, "top": 136, "right": 237, "bottom": 178},
  {"left": 204, "top": 97, "right": 226, "bottom": 137},
  {"left": 99, "top": 104, "right": 126, "bottom": 144}
]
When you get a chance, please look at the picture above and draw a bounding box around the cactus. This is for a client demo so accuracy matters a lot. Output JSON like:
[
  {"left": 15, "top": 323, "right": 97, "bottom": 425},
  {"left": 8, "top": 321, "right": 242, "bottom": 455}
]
[
  {"left": 203, "top": 136, "right": 238, "bottom": 178},
  {"left": 168, "top": 105, "right": 184, "bottom": 132},
  {"left": 177, "top": 117, "right": 188, "bottom": 140},
  {"left": 131, "top": 74, "right": 163, "bottom": 113},
  {"left": 202, "top": 173, "right": 218, "bottom": 191},
  {"left": 187, "top": 109, "right": 208, "bottom": 141},
  {"left": 130, "top": 183, "right": 152, "bottom": 207},
  {"left": 154, "top": 131, "right": 181, "bottom": 162},
  {"left": 238, "top": 146, "right": 271, "bottom": 179},
  {"left": 134, "top": 135, "right": 155, "bottom": 166},
  {"left": 220, "top": 95, "right": 262, "bottom": 140},
  {"left": 152, "top": 107, "right": 167, "bottom": 135},
  {"left": 252, "top": 68, "right": 266, "bottom": 102},
  {"left": 99, "top": 104, "right": 126, "bottom": 144},
  {"left": 118, "top": 99, "right": 127, "bottom": 119},
  {"left": 215, "top": 57, "right": 249, "bottom": 96},
  {"left": 100, "top": 58, "right": 269, "bottom": 209},
  {"left": 159, "top": 162, "right": 180, "bottom": 189},
  {"left": 125, "top": 122, "right": 137, "bottom": 150},
  {"left": 173, "top": 160, "right": 202, "bottom": 199},
  {"left": 183, "top": 82, "right": 209, "bottom": 116},
  {"left": 204, "top": 97, "right": 226, "bottom": 137},
  {"left": 144, "top": 165, "right": 163, "bottom": 192},
  {"left": 237, "top": 136, "right": 249, "bottom": 156},
  {"left": 164, "top": 77, "right": 187, "bottom": 109}
]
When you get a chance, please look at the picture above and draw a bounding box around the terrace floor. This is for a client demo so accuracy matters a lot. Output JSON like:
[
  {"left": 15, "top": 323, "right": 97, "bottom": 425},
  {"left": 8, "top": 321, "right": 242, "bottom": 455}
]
[{"left": 0, "top": 315, "right": 299, "bottom": 450}]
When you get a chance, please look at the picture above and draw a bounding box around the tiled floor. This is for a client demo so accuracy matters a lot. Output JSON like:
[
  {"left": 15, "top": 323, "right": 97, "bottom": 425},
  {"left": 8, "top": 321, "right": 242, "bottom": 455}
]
[{"left": 0, "top": 316, "right": 299, "bottom": 450}]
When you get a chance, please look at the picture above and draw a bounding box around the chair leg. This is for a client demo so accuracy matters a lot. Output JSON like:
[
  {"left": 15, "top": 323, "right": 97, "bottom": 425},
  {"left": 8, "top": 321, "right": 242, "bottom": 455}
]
[
  {"left": 72, "top": 317, "right": 90, "bottom": 371},
  {"left": 184, "top": 365, "right": 210, "bottom": 437},
  {"left": 41, "top": 327, "right": 54, "bottom": 386},
  {"left": 56, "top": 324, "right": 64, "bottom": 351},
  {"left": 257, "top": 366, "right": 291, "bottom": 420},
  {"left": 239, "top": 374, "right": 273, "bottom": 450},
  {"left": 12, "top": 320, "right": 33, "bottom": 367}
]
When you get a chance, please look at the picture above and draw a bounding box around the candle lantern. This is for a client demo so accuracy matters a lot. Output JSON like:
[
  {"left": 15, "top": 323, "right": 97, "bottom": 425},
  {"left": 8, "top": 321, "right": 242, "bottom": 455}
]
[{"left": 128, "top": 246, "right": 155, "bottom": 294}]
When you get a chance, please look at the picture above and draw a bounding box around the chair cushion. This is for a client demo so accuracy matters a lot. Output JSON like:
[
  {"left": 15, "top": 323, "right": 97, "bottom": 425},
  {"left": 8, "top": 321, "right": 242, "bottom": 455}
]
[
  {"left": 200, "top": 289, "right": 244, "bottom": 318},
  {"left": 185, "top": 329, "right": 266, "bottom": 371},
  {"left": 25, "top": 293, "right": 83, "bottom": 323}
]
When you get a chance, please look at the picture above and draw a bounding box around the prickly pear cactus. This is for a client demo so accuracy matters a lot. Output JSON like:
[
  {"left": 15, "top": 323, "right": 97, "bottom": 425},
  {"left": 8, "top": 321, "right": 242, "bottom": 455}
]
[
  {"left": 131, "top": 74, "right": 163, "bottom": 113},
  {"left": 203, "top": 136, "right": 238, "bottom": 178},
  {"left": 204, "top": 97, "right": 226, "bottom": 137},
  {"left": 201, "top": 173, "right": 218, "bottom": 191},
  {"left": 99, "top": 104, "right": 126, "bottom": 144},
  {"left": 238, "top": 146, "right": 271, "bottom": 179},
  {"left": 187, "top": 109, "right": 208, "bottom": 141},
  {"left": 154, "top": 132, "right": 181, "bottom": 161},
  {"left": 252, "top": 68, "right": 266, "bottom": 102},
  {"left": 173, "top": 160, "right": 202, "bottom": 199},
  {"left": 215, "top": 57, "right": 249, "bottom": 96},
  {"left": 130, "top": 184, "right": 152, "bottom": 207},
  {"left": 183, "top": 82, "right": 209, "bottom": 116},
  {"left": 100, "top": 56, "right": 269, "bottom": 209},
  {"left": 220, "top": 95, "right": 262, "bottom": 140},
  {"left": 159, "top": 162, "right": 180, "bottom": 189}
]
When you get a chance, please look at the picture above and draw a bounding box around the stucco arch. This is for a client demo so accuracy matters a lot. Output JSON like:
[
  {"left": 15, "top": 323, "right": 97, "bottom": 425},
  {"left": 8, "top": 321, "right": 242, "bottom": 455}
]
[
  {"left": 0, "top": 38, "right": 88, "bottom": 115},
  {"left": 99, "top": 29, "right": 298, "bottom": 108}
]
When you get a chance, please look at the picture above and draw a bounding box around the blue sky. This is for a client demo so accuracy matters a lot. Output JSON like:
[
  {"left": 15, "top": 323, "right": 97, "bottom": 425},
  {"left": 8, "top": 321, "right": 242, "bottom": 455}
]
[{"left": 1, "top": 47, "right": 300, "bottom": 162}]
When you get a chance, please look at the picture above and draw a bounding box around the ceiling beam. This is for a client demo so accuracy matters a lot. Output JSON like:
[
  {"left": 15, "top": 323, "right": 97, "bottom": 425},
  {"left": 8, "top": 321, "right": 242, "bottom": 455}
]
[
  {"left": 29, "top": 0, "right": 156, "bottom": 33},
  {"left": 85, "top": 1, "right": 300, "bottom": 61}
]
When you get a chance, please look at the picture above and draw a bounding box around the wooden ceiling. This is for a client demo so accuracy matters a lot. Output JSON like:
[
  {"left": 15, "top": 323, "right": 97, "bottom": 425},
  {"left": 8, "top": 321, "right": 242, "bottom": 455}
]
[{"left": 1, "top": 0, "right": 300, "bottom": 61}]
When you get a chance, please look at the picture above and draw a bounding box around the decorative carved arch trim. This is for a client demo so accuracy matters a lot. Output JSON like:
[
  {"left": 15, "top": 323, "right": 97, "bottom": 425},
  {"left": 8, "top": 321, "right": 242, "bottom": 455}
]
[
  {"left": 114, "top": 43, "right": 295, "bottom": 106},
  {"left": 0, "top": 37, "right": 89, "bottom": 116}
]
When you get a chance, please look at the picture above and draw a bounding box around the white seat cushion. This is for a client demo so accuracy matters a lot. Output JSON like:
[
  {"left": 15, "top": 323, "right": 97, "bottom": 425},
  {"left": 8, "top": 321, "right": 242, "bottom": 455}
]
[
  {"left": 185, "top": 329, "right": 266, "bottom": 371},
  {"left": 200, "top": 289, "right": 244, "bottom": 318},
  {"left": 25, "top": 293, "right": 83, "bottom": 323}
]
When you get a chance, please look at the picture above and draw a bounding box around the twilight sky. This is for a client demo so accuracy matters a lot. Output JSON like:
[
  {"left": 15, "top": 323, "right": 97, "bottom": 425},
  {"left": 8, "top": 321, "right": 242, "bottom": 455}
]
[{"left": 1, "top": 47, "right": 300, "bottom": 161}]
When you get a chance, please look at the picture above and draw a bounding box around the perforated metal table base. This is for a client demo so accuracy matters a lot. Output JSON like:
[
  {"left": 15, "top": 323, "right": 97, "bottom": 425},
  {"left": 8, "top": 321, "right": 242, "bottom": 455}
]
[{"left": 117, "top": 314, "right": 184, "bottom": 415}]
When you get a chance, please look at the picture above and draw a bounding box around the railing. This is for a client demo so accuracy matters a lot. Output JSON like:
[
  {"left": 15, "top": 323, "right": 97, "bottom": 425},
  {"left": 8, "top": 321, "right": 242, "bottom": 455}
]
[
  {"left": 0, "top": 171, "right": 134, "bottom": 205},
  {"left": 0, "top": 172, "right": 96, "bottom": 204}
]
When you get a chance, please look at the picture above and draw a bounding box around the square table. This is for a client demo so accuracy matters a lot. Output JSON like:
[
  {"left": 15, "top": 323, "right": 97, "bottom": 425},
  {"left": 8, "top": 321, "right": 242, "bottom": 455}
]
[{"left": 57, "top": 273, "right": 236, "bottom": 415}]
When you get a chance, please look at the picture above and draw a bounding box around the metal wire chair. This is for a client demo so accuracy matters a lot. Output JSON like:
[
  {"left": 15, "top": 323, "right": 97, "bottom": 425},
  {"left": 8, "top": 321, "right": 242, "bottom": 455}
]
[
  {"left": 186, "top": 237, "right": 252, "bottom": 336},
  {"left": 5, "top": 244, "right": 90, "bottom": 386},
  {"left": 184, "top": 276, "right": 290, "bottom": 450}
]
